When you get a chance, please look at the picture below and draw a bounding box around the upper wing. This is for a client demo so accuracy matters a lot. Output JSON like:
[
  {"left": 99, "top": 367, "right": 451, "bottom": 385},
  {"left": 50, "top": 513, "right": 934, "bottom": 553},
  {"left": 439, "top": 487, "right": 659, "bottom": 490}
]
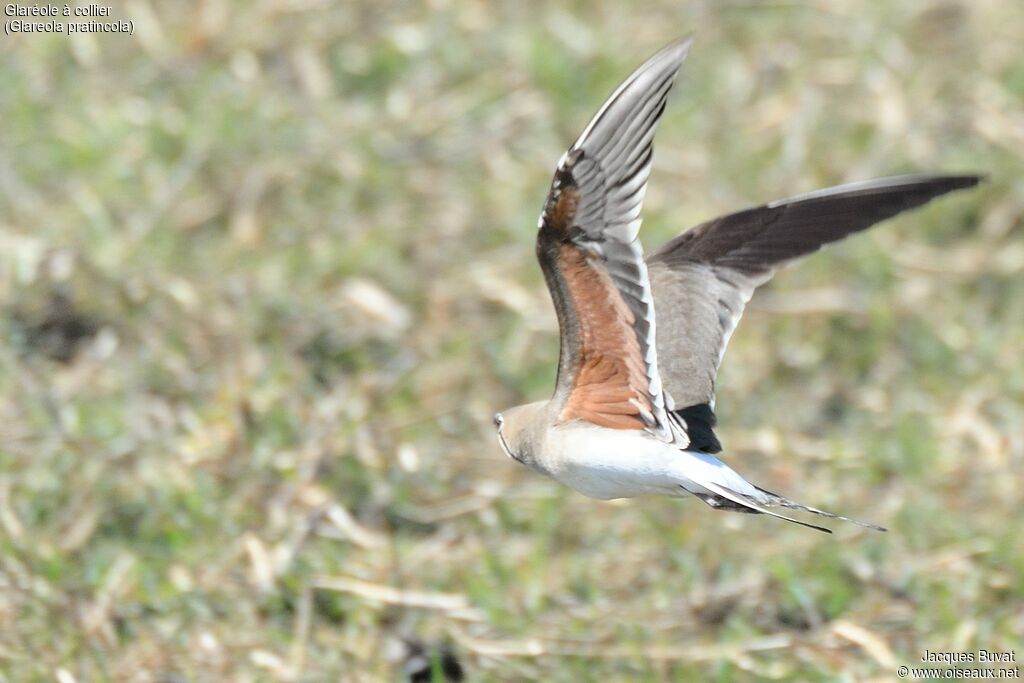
[
  {"left": 647, "top": 174, "right": 983, "bottom": 452},
  {"left": 538, "top": 36, "right": 693, "bottom": 443}
]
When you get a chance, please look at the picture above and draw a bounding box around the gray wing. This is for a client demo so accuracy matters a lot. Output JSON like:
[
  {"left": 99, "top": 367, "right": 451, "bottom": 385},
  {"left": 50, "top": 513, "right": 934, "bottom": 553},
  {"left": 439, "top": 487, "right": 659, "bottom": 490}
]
[
  {"left": 647, "top": 174, "right": 983, "bottom": 452},
  {"left": 537, "top": 36, "right": 692, "bottom": 444}
]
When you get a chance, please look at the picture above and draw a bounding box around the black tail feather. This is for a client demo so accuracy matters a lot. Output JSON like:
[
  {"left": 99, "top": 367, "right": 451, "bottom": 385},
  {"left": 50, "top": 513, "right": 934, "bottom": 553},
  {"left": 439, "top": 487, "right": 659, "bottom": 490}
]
[
  {"left": 691, "top": 481, "right": 886, "bottom": 533},
  {"left": 694, "top": 481, "right": 833, "bottom": 534},
  {"left": 755, "top": 486, "right": 887, "bottom": 532}
]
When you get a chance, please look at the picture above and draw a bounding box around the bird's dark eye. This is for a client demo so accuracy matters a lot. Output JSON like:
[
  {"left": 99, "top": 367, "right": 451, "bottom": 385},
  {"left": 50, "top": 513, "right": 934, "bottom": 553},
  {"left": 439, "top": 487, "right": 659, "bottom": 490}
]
[{"left": 493, "top": 413, "right": 503, "bottom": 430}]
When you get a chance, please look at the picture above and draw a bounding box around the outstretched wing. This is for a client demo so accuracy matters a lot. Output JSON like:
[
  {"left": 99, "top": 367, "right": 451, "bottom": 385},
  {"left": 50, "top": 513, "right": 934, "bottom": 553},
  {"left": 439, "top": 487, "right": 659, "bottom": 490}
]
[
  {"left": 647, "top": 174, "right": 983, "bottom": 452},
  {"left": 538, "top": 36, "right": 693, "bottom": 444}
]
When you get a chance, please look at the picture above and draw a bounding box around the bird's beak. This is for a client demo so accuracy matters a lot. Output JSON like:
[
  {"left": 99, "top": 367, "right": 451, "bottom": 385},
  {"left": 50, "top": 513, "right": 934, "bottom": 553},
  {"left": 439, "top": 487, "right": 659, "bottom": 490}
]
[{"left": 496, "top": 430, "right": 516, "bottom": 462}]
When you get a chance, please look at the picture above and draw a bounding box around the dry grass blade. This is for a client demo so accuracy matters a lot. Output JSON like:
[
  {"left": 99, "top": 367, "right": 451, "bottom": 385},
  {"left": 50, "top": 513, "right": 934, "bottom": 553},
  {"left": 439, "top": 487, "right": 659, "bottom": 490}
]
[
  {"left": 321, "top": 504, "right": 387, "bottom": 548},
  {"left": 312, "top": 576, "right": 485, "bottom": 621},
  {"left": 451, "top": 625, "right": 792, "bottom": 661},
  {"left": 830, "top": 620, "right": 897, "bottom": 669}
]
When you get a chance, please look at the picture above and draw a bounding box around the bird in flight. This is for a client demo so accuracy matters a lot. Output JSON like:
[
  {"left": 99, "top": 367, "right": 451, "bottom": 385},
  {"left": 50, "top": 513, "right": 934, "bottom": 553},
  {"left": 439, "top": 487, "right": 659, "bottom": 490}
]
[{"left": 493, "top": 36, "right": 981, "bottom": 533}]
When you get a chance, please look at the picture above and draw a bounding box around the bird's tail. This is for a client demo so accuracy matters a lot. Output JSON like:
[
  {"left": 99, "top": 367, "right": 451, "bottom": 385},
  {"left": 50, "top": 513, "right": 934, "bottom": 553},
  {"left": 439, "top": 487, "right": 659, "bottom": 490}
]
[
  {"left": 676, "top": 450, "right": 886, "bottom": 533},
  {"left": 755, "top": 486, "right": 887, "bottom": 532},
  {"left": 693, "top": 478, "right": 886, "bottom": 534},
  {"left": 695, "top": 480, "right": 832, "bottom": 533}
]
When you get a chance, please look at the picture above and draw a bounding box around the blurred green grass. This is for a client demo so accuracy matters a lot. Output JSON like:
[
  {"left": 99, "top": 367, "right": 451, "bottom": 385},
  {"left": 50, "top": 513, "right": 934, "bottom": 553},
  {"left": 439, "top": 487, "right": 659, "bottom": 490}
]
[{"left": 1, "top": 1, "right": 1021, "bottom": 680}]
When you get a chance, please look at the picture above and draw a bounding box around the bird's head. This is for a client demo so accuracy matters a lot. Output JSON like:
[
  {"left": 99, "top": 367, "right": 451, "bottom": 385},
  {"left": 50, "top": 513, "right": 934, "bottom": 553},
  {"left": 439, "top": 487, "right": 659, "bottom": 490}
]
[{"left": 493, "top": 401, "right": 547, "bottom": 469}]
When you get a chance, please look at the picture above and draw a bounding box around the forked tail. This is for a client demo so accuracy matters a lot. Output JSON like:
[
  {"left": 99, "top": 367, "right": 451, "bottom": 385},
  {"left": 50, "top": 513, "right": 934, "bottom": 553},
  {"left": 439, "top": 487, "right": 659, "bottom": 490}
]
[
  {"left": 756, "top": 486, "right": 887, "bottom": 532},
  {"left": 696, "top": 479, "right": 886, "bottom": 534}
]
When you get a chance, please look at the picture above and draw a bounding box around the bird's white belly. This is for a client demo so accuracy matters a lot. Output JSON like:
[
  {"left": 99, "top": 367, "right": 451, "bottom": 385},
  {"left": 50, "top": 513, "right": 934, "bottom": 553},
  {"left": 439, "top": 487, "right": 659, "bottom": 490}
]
[
  {"left": 541, "top": 424, "right": 690, "bottom": 500},
  {"left": 538, "top": 422, "right": 765, "bottom": 502}
]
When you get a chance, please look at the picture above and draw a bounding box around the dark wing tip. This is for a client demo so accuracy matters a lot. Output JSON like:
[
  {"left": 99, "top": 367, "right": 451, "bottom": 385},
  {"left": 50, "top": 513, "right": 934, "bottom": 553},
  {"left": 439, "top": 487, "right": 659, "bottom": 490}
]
[
  {"left": 875, "top": 172, "right": 986, "bottom": 195},
  {"left": 570, "top": 34, "right": 694, "bottom": 156},
  {"left": 643, "top": 32, "right": 695, "bottom": 88},
  {"left": 633, "top": 34, "right": 695, "bottom": 77},
  {"left": 931, "top": 173, "right": 987, "bottom": 189},
  {"left": 901, "top": 173, "right": 986, "bottom": 198},
  {"left": 660, "top": 33, "right": 696, "bottom": 61},
  {"left": 767, "top": 172, "right": 986, "bottom": 208}
]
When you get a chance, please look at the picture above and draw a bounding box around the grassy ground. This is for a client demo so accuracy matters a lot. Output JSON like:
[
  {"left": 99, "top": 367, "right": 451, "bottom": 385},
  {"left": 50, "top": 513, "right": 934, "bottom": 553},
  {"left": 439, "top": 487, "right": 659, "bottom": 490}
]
[{"left": 1, "top": 1, "right": 1022, "bottom": 680}]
